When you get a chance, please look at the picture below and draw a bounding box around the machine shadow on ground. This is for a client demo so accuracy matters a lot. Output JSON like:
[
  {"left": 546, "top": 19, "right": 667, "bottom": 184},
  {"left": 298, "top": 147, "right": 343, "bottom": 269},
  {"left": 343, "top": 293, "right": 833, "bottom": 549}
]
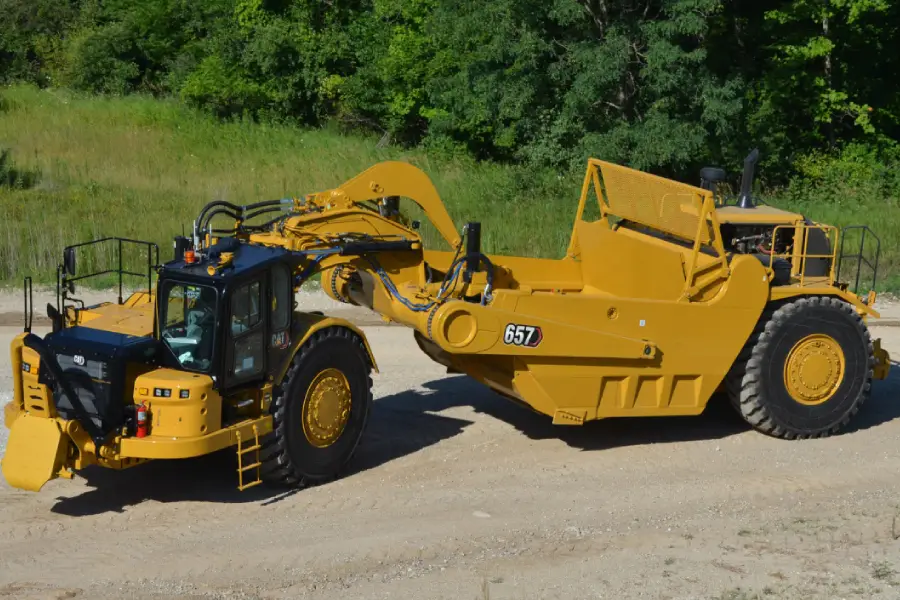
[
  {"left": 384, "top": 374, "right": 749, "bottom": 450},
  {"left": 845, "top": 360, "right": 900, "bottom": 433},
  {"left": 49, "top": 388, "right": 474, "bottom": 516},
  {"left": 407, "top": 364, "right": 900, "bottom": 446},
  {"left": 49, "top": 363, "right": 900, "bottom": 516}
]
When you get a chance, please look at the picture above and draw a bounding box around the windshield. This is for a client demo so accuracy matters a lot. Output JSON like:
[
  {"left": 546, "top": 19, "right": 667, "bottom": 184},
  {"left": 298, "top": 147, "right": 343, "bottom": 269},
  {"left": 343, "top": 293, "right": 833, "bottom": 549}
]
[{"left": 160, "top": 282, "right": 217, "bottom": 372}]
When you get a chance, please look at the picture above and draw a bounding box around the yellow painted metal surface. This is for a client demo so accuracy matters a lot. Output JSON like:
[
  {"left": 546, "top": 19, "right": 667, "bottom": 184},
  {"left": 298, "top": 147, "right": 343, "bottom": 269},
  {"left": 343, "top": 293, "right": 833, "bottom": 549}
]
[
  {"left": 302, "top": 368, "right": 352, "bottom": 448},
  {"left": 1, "top": 413, "right": 67, "bottom": 491},
  {"left": 783, "top": 334, "right": 846, "bottom": 406},
  {"left": 8, "top": 334, "right": 25, "bottom": 424},
  {"left": 874, "top": 339, "right": 891, "bottom": 380},
  {"left": 3, "top": 400, "right": 19, "bottom": 430},
  {"left": 276, "top": 312, "right": 379, "bottom": 384},
  {"left": 277, "top": 158, "right": 888, "bottom": 423},
  {"left": 75, "top": 300, "right": 155, "bottom": 337},
  {"left": 118, "top": 417, "right": 272, "bottom": 459},
  {"left": 236, "top": 424, "right": 263, "bottom": 491},
  {"left": 716, "top": 205, "right": 804, "bottom": 224},
  {"left": 5, "top": 155, "right": 891, "bottom": 496},
  {"left": 133, "top": 369, "right": 222, "bottom": 438}
]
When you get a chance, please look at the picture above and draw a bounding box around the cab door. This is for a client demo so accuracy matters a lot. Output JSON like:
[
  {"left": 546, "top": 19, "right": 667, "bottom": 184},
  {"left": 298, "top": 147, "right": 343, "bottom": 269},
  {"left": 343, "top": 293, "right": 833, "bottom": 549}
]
[
  {"left": 267, "top": 262, "right": 294, "bottom": 369},
  {"left": 226, "top": 275, "right": 267, "bottom": 385}
]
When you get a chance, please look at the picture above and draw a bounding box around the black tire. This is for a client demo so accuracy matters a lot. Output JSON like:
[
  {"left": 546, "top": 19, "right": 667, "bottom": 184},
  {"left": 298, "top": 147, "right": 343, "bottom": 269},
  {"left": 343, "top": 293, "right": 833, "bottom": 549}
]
[
  {"left": 725, "top": 296, "right": 874, "bottom": 439},
  {"left": 259, "top": 327, "right": 373, "bottom": 487}
]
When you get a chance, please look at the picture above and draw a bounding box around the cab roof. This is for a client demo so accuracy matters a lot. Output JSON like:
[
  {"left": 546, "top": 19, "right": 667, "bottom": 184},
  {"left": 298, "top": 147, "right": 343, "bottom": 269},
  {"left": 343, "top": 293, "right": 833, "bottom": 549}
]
[{"left": 161, "top": 239, "right": 297, "bottom": 282}]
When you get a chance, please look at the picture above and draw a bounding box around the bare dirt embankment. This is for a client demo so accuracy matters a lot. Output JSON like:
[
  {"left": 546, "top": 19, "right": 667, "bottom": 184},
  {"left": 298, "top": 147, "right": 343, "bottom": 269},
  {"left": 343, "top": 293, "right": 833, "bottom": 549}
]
[{"left": 2, "top": 291, "right": 900, "bottom": 600}]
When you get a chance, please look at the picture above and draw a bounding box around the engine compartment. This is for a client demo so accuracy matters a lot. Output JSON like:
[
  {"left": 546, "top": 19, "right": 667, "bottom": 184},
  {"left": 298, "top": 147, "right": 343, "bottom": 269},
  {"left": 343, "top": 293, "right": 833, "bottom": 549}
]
[{"left": 720, "top": 223, "right": 795, "bottom": 255}]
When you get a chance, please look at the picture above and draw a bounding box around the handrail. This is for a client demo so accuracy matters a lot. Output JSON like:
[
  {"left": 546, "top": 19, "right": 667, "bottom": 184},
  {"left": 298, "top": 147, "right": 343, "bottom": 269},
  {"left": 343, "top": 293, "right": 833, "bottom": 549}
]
[
  {"left": 57, "top": 237, "right": 160, "bottom": 328},
  {"left": 836, "top": 225, "right": 881, "bottom": 295},
  {"left": 767, "top": 224, "right": 838, "bottom": 287},
  {"left": 23, "top": 276, "right": 33, "bottom": 333}
]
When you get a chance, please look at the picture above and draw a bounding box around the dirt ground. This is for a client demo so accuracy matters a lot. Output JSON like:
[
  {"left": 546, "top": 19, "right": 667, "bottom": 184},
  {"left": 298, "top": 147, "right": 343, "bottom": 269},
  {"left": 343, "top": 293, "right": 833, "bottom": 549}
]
[{"left": 2, "top": 290, "right": 900, "bottom": 600}]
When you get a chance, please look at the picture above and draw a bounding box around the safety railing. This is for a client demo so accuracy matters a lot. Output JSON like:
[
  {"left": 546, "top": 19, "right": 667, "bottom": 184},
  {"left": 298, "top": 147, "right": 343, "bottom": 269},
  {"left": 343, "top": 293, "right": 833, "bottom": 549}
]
[
  {"left": 23, "top": 276, "right": 33, "bottom": 333},
  {"left": 836, "top": 225, "right": 880, "bottom": 296},
  {"left": 766, "top": 224, "right": 839, "bottom": 288},
  {"left": 56, "top": 237, "right": 160, "bottom": 327}
]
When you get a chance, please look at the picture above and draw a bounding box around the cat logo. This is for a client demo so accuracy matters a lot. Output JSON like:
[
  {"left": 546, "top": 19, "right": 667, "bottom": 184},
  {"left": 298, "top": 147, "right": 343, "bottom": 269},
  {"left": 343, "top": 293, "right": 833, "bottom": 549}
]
[{"left": 271, "top": 330, "right": 290, "bottom": 349}]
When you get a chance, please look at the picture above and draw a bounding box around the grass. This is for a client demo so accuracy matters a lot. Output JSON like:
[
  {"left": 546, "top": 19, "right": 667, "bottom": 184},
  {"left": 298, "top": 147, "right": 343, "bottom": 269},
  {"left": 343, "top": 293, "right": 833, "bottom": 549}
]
[
  {"left": 0, "top": 85, "right": 577, "bottom": 286},
  {"left": 1, "top": 84, "right": 898, "bottom": 291}
]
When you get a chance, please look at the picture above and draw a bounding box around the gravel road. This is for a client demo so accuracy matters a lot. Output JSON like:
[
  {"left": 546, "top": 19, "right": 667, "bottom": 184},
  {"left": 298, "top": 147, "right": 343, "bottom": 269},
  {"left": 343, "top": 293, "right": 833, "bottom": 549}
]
[{"left": 2, "top": 291, "right": 900, "bottom": 600}]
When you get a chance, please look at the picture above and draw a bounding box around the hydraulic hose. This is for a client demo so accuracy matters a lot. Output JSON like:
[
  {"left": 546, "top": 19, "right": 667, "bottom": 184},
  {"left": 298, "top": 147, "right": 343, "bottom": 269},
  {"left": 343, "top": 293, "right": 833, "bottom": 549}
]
[
  {"left": 200, "top": 208, "right": 243, "bottom": 237},
  {"left": 195, "top": 200, "right": 241, "bottom": 233},
  {"left": 242, "top": 206, "right": 287, "bottom": 222}
]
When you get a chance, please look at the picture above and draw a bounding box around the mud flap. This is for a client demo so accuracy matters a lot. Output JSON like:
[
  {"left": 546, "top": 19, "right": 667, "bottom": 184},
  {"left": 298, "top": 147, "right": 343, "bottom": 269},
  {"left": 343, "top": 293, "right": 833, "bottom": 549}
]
[{"left": 1, "top": 414, "right": 68, "bottom": 492}]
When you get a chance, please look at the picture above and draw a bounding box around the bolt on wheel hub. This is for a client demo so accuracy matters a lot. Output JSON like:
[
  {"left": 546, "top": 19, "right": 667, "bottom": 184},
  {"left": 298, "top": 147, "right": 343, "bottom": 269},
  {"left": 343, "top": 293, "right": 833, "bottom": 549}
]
[
  {"left": 302, "top": 368, "right": 352, "bottom": 447},
  {"left": 783, "top": 334, "right": 846, "bottom": 406}
]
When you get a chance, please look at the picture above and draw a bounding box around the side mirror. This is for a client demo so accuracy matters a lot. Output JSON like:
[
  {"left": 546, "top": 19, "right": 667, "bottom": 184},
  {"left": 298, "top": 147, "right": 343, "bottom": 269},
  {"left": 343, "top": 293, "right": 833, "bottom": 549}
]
[{"left": 64, "top": 247, "right": 76, "bottom": 276}]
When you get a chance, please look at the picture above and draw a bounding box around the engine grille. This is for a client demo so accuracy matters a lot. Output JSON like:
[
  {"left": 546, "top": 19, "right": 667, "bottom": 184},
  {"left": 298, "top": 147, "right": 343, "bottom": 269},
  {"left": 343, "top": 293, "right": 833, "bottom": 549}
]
[
  {"left": 56, "top": 353, "right": 109, "bottom": 381},
  {"left": 53, "top": 353, "right": 113, "bottom": 431}
]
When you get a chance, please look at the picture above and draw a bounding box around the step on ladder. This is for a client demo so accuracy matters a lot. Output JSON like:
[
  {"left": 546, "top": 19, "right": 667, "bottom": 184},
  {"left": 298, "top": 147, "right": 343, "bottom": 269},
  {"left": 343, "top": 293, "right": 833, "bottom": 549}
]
[{"left": 236, "top": 425, "right": 262, "bottom": 491}]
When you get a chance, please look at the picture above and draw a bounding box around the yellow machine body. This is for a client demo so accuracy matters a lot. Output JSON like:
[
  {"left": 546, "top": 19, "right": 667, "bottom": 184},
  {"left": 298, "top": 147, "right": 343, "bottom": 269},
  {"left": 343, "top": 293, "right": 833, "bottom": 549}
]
[
  {"left": 2, "top": 302, "right": 375, "bottom": 491},
  {"left": 257, "top": 159, "right": 889, "bottom": 425},
  {"left": 2, "top": 156, "right": 891, "bottom": 493}
]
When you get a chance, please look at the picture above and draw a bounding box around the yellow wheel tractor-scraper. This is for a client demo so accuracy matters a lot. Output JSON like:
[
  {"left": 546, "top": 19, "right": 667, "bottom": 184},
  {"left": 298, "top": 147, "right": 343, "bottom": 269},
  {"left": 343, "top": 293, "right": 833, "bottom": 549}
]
[{"left": 2, "top": 150, "right": 892, "bottom": 493}]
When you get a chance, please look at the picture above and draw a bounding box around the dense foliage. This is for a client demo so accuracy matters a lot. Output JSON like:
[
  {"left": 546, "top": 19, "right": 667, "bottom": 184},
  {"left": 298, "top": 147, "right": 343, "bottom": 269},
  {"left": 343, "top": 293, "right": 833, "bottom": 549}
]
[{"left": 2, "top": 0, "right": 899, "bottom": 184}]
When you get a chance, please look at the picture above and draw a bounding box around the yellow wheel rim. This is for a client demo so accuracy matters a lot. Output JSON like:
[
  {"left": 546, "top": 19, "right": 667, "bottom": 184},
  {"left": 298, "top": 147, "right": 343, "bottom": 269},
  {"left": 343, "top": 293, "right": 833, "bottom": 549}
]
[
  {"left": 783, "top": 334, "right": 846, "bottom": 406},
  {"left": 302, "top": 368, "right": 352, "bottom": 448}
]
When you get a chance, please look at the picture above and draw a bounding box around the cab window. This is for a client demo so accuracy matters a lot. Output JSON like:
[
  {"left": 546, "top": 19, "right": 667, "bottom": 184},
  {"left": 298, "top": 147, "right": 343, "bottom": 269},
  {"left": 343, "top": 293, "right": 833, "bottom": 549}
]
[
  {"left": 271, "top": 264, "right": 291, "bottom": 331},
  {"left": 231, "top": 280, "right": 264, "bottom": 378},
  {"left": 160, "top": 283, "right": 217, "bottom": 372}
]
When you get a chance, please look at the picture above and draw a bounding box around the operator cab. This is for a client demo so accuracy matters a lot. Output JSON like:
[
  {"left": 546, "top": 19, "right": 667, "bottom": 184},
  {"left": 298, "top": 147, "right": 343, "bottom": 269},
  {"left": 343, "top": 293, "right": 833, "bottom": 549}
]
[{"left": 158, "top": 239, "right": 303, "bottom": 392}]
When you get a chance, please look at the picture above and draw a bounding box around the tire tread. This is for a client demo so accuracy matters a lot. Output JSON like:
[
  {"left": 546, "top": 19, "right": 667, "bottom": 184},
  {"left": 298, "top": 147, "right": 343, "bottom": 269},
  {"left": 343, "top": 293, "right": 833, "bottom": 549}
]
[
  {"left": 724, "top": 296, "right": 874, "bottom": 439},
  {"left": 259, "top": 327, "right": 373, "bottom": 488}
]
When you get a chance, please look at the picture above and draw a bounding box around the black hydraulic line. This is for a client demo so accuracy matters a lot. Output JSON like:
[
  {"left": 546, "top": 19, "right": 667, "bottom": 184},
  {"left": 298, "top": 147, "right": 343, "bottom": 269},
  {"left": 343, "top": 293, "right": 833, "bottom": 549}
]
[
  {"left": 242, "top": 206, "right": 287, "bottom": 222},
  {"left": 339, "top": 240, "right": 416, "bottom": 255},
  {"left": 201, "top": 207, "right": 243, "bottom": 233},
  {"left": 201, "top": 206, "right": 288, "bottom": 238},
  {"left": 237, "top": 213, "right": 292, "bottom": 233},
  {"left": 196, "top": 200, "right": 242, "bottom": 233},
  {"left": 198, "top": 198, "right": 286, "bottom": 229},
  {"left": 22, "top": 333, "right": 106, "bottom": 447},
  {"left": 211, "top": 213, "right": 290, "bottom": 236},
  {"left": 243, "top": 199, "right": 286, "bottom": 210},
  {"left": 473, "top": 253, "right": 495, "bottom": 289},
  {"left": 438, "top": 230, "right": 466, "bottom": 293}
]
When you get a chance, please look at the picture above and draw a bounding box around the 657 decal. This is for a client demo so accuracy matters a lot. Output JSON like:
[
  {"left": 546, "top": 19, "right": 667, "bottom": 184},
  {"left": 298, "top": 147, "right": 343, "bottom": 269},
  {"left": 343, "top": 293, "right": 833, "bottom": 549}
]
[{"left": 503, "top": 323, "right": 543, "bottom": 347}]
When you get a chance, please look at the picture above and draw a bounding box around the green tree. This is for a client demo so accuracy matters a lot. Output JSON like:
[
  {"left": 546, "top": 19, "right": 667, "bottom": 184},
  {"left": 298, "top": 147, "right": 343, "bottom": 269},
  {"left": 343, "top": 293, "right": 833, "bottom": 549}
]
[
  {"left": 0, "top": 0, "right": 81, "bottom": 85},
  {"left": 756, "top": 0, "right": 893, "bottom": 151}
]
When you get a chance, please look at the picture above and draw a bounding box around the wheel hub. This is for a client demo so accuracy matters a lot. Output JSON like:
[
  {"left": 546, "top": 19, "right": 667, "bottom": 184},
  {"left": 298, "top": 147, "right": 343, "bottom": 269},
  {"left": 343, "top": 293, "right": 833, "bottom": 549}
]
[
  {"left": 783, "top": 334, "right": 846, "bottom": 406},
  {"left": 302, "top": 368, "right": 352, "bottom": 447}
]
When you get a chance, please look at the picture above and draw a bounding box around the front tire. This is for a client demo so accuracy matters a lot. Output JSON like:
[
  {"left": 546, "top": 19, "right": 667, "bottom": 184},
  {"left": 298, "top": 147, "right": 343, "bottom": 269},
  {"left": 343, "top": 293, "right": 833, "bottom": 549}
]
[
  {"left": 725, "top": 296, "right": 874, "bottom": 439},
  {"left": 260, "top": 327, "right": 373, "bottom": 487}
]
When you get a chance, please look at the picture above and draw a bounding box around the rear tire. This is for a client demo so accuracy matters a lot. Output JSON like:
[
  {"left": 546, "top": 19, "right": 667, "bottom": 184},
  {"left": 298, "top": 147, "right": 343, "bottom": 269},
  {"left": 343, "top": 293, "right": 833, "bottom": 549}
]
[
  {"left": 725, "top": 296, "right": 874, "bottom": 439},
  {"left": 260, "top": 327, "right": 373, "bottom": 487}
]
